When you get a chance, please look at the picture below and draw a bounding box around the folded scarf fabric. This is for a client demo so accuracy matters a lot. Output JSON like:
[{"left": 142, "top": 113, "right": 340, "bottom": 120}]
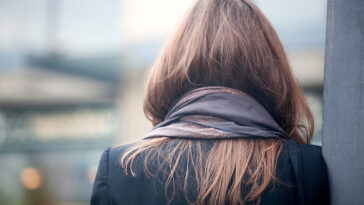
[{"left": 144, "top": 86, "right": 288, "bottom": 140}]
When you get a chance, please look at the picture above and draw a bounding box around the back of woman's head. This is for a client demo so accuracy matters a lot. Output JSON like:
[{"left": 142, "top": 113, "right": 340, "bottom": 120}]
[
  {"left": 122, "top": 1, "right": 314, "bottom": 204},
  {"left": 144, "top": 0, "right": 313, "bottom": 143}
]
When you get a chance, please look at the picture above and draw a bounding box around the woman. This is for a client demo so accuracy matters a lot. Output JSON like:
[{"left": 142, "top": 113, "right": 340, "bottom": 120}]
[{"left": 91, "top": 0, "right": 329, "bottom": 204}]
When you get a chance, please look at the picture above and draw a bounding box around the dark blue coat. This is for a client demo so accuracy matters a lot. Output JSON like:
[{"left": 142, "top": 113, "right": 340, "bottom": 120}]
[{"left": 90, "top": 139, "right": 329, "bottom": 205}]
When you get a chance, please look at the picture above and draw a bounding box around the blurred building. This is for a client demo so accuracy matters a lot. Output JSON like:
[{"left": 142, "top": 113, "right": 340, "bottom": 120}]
[
  {"left": 0, "top": 0, "right": 124, "bottom": 204},
  {"left": 0, "top": 0, "right": 326, "bottom": 204}
]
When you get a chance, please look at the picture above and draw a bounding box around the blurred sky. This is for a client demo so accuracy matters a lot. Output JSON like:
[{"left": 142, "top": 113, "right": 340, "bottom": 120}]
[{"left": 0, "top": 0, "right": 326, "bottom": 56}]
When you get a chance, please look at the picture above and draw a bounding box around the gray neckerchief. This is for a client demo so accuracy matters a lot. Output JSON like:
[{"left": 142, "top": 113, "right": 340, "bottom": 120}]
[{"left": 144, "top": 86, "right": 288, "bottom": 140}]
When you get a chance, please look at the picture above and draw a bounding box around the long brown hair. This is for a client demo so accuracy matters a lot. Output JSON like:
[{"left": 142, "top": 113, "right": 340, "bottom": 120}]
[{"left": 121, "top": 0, "right": 314, "bottom": 204}]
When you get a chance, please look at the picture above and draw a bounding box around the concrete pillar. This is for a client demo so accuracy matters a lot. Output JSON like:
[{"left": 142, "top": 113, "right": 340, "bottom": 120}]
[{"left": 322, "top": 0, "right": 364, "bottom": 204}]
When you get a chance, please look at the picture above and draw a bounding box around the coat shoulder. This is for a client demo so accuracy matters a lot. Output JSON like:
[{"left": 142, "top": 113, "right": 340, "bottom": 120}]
[
  {"left": 298, "top": 143, "right": 325, "bottom": 171},
  {"left": 108, "top": 142, "right": 146, "bottom": 176},
  {"left": 300, "top": 143, "right": 322, "bottom": 155},
  {"left": 294, "top": 142, "right": 330, "bottom": 204}
]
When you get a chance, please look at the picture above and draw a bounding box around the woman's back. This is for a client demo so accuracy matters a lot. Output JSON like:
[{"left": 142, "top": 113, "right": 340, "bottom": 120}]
[
  {"left": 91, "top": 0, "right": 330, "bottom": 203},
  {"left": 91, "top": 139, "right": 329, "bottom": 205}
]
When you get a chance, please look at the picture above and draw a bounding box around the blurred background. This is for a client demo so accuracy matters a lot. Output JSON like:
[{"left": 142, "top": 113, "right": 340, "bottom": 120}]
[{"left": 0, "top": 0, "right": 326, "bottom": 204}]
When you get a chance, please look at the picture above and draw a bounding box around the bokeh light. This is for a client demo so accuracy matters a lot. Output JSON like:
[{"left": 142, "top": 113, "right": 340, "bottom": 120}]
[
  {"left": 87, "top": 166, "right": 98, "bottom": 185},
  {"left": 20, "top": 167, "right": 42, "bottom": 190}
]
